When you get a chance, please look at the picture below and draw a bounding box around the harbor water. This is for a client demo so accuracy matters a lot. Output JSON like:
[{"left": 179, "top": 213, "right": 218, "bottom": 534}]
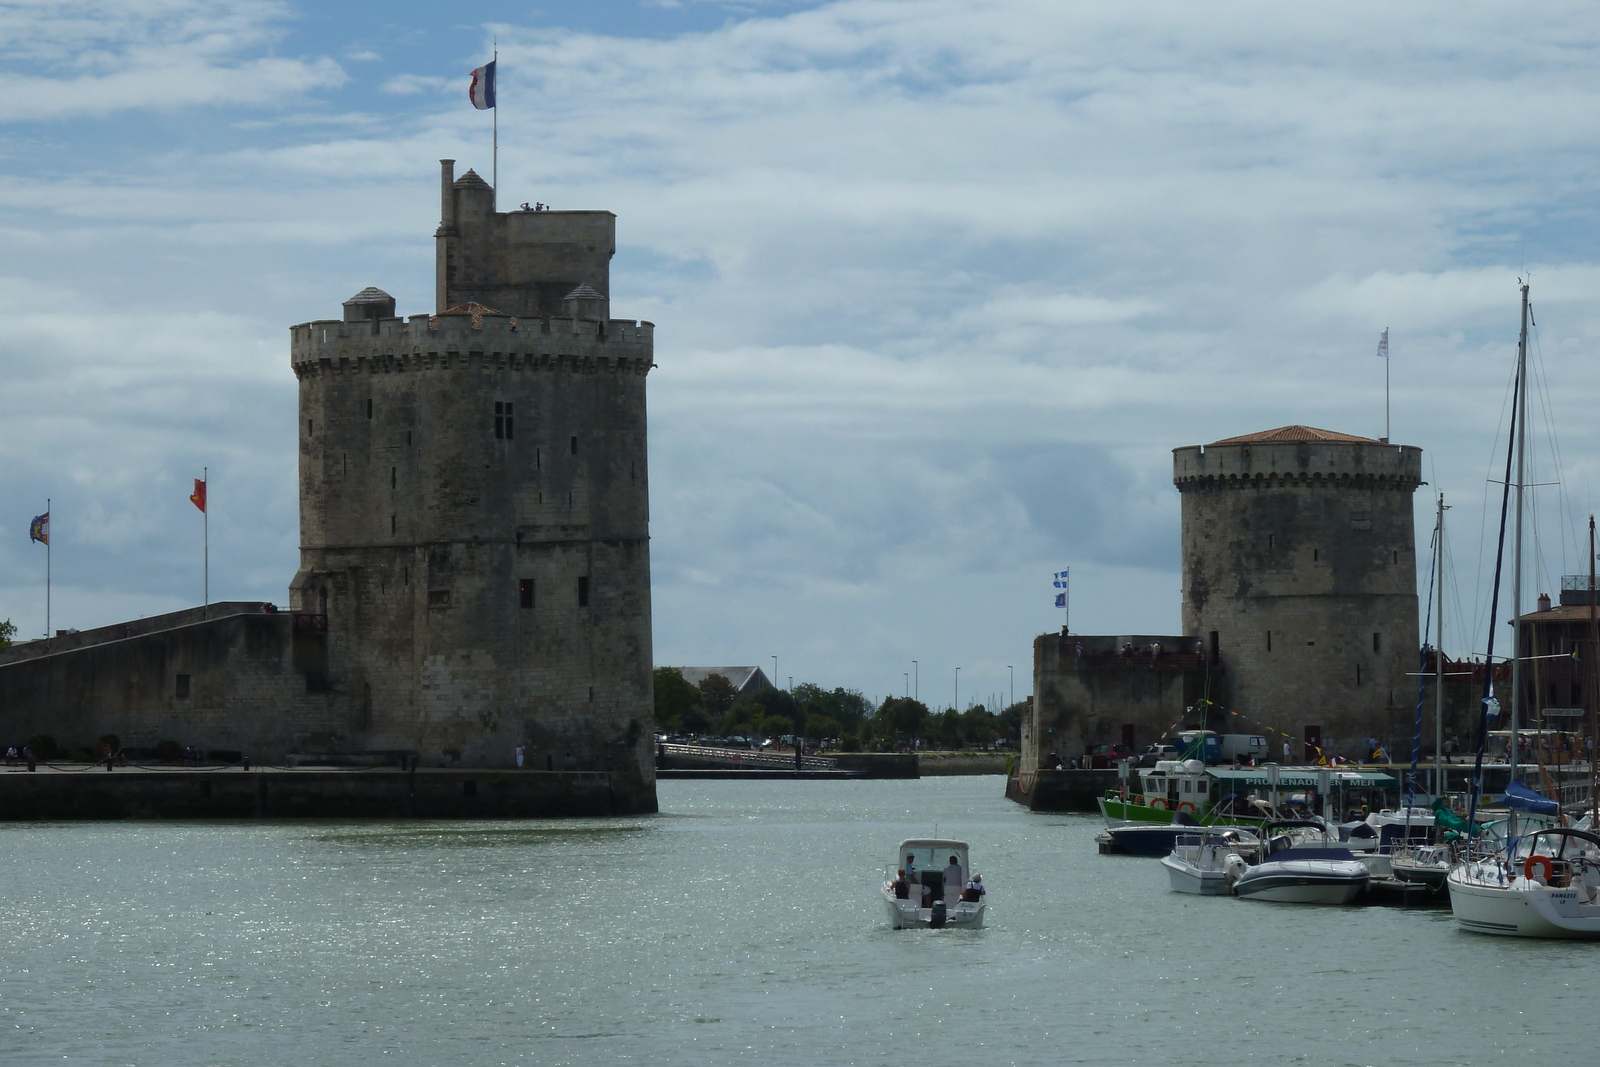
[{"left": 1, "top": 776, "right": 1594, "bottom": 1066}]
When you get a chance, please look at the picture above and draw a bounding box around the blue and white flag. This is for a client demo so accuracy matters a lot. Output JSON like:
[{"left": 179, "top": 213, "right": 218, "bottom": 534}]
[
  {"left": 1052, "top": 569, "right": 1069, "bottom": 589},
  {"left": 468, "top": 60, "right": 497, "bottom": 110},
  {"left": 1054, "top": 592, "right": 1066, "bottom": 607},
  {"left": 1483, "top": 695, "right": 1501, "bottom": 718},
  {"left": 1376, "top": 328, "right": 1389, "bottom": 360}
]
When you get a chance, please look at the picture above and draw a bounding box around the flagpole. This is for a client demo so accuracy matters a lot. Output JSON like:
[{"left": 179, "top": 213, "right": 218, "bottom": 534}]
[
  {"left": 492, "top": 39, "right": 498, "bottom": 210},
  {"left": 203, "top": 466, "right": 209, "bottom": 616},
  {"left": 1385, "top": 332, "right": 1391, "bottom": 443},
  {"left": 45, "top": 497, "right": 50, "bottom": 637}
]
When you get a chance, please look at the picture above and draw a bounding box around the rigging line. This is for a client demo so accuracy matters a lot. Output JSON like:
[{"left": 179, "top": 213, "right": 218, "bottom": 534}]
[
  {"left": 1525, "top": 312, "right": 1571, "bottom": 589},
  {"left": 1471, "top": 353, "right": 1522, "bottom": 649}
]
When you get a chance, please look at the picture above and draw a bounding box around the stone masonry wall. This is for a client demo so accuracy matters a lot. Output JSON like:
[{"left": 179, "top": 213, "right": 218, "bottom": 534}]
[{"left": 0, "top": 610, "right": 340, "bottom": 758}]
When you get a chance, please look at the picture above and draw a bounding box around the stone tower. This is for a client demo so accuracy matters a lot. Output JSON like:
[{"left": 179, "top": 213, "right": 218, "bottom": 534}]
[
  {"left": 1173, "top": 425, "right": 1422, "bottom": 759},
  {"left": 287, "top": 160, "right": 656, "bottom": 811}
]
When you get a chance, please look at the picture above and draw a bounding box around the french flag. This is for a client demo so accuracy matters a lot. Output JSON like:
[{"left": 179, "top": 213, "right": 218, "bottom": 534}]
[{"left": 468, "top": 60, "right": 496, "bottom": 110}]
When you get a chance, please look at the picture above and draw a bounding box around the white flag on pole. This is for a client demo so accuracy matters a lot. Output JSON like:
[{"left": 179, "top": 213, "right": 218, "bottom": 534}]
[{"left": 1376, "top": 327, "right": 1389, "bottom": 360}]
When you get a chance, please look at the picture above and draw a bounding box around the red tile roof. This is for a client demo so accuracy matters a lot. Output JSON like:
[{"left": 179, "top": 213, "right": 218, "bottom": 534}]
[{"left": 1211, "top": 425, "right": 1381, "bottom": 445}]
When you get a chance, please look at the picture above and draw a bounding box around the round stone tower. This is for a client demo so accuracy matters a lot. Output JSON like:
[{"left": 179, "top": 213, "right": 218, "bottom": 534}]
[
  {"left": 287, "top": 161, "right": 656, "bottom": 811},
  {"left": 1172, "top": 425, "right": 1422, "bottom": 759}
]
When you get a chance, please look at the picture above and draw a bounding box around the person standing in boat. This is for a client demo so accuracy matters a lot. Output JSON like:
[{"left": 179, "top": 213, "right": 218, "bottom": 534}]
[
  {"left": 892, "top": 869, "right": 910, "bottom": 900},
  {"left": 943, "top": 855, "right": 964, "bottom": 906},
  {"left": 905, "top": 854, "right": 928, "bottom": 906},
  {"left": 962, "top": 874, "right": 985, "bottom": 902}
]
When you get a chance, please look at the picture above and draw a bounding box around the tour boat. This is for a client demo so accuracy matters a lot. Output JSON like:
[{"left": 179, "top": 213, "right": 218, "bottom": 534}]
[
  {"left": 1160, "top": 828, "right": 1261, "bottom": 894},
  {"left": 882, "top": 838, "right": 986, "bottom": 930},
  {"left": 1448, "top": 827, "right": 1600, "bottom": 938}
]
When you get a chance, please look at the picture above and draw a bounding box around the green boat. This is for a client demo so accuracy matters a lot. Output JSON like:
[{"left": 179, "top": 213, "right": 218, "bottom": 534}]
[{"left": 1097, "top": 761, "right": 1399, "bottom": 828}]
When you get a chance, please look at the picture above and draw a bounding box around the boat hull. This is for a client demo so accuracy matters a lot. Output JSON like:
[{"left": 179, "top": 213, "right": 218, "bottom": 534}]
[
  {"left": 1232, "top": 862, "right": 1368, "bottom": 905},
  {"left": 1391, "top": 860, "right": 1450, "bottom": 893},
  {"left": 1160, "top": 853, "right": 1231, "bottom": 895},
  {"left": 1448, "top": 869, "right": 1600, "bottom": 939},
  {"left": 882, "top": 891, "right": 986, "bottom": 930}
]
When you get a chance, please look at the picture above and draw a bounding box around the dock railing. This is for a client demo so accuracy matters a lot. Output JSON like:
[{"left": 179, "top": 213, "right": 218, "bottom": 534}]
[{"left": 658, "top": 743, "right": 838, "bottom": 770}]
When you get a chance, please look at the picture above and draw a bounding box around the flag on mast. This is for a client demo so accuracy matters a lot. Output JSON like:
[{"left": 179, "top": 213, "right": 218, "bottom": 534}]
[
  {"left": 468, "top": 60, "right": 497, "bottom": 109},
  {"left": 190, "top": 477, "right": 207, "bottom": 513},
  {"left": 1376, "top": 327, "right": 1389, "bottom": 359},
  {"left": 29, "top": 511, "right": 48, "bottom": 545}
]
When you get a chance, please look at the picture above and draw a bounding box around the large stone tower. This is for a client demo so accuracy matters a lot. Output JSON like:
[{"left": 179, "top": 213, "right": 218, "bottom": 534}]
[
  {"left": 287, "top": 160, "right": 656, "bottom": 811},
  {"left": 1173, "top": 426, "right": 1422, "bottom": 759}
]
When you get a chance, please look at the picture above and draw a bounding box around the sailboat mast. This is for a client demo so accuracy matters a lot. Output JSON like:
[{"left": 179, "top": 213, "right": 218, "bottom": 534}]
[
  {"left": 1510, "top": 282, "right": 1530, "bottom": 799},
  {"left": 1435, "top": 493, "right": 1446, "bottom": 798},
  {"left": 1588, "top": 515, "right": 1598, "bottom": 827}
]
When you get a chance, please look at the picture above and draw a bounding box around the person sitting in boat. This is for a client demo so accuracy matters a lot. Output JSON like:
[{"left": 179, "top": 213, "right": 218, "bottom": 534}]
[
  {"left": 961, "top": 875, "right": 985, "bottom": 902},
  {"left": 892, "top": 869, "right": 910, "bottom": 900}
]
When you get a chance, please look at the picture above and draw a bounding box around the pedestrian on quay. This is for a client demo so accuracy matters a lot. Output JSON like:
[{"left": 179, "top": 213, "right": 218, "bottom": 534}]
[{"left": 514, "top": 743, "right": 525, "bottom": 769}]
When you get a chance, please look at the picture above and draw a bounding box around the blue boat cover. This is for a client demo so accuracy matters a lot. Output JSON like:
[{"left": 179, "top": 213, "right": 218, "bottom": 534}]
[
  {"left": 1263, "top": 847, "right": 1356, "bottom": 862},
  {"left": 1500, "top": 779, "right": 1560, "bottom": 816}
]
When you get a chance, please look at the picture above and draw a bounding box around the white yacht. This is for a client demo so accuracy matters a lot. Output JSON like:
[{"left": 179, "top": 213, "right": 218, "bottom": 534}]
[
  {"left": 882, "top": 838, "right": 986, "bottom": 929},
  {"left": 1448, "top": 827, "right": 1600, "bottom": 938}
]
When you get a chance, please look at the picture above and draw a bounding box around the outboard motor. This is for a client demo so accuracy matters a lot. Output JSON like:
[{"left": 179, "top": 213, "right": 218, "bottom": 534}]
[{"left": 929, "top": 898, "right": 947, "bottom": 928}]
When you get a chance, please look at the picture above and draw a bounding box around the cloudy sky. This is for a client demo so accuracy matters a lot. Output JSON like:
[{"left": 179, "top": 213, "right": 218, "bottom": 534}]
[{"left": 3, "top": 0, "right": 1599, "bottom": 709}]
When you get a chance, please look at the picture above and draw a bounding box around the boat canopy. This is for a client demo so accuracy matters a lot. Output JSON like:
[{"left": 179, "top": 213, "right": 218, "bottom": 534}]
[
  {"left": 1500, "top": 779, "right": 1560, "bottom": 816},
  {"left": 895, "top": 839, "right": 970, "bottom": 872},
  {"left": 1206, "top": 767, "right": 1396, "bottom": 788}
]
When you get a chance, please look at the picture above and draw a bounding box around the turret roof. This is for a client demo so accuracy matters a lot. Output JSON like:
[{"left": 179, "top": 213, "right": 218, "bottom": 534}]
[
  {"left": 1211, "top": 425, "right": 1381, "bottom": 445},
  {"left": 344, "top": 286, "right": 393, "bottom": 304},
  {"left": 563, "top": 285, "right": 605, "bottom": 300},
  {"left": 453, "top": 169, "right": 492, "bottom": 189}
]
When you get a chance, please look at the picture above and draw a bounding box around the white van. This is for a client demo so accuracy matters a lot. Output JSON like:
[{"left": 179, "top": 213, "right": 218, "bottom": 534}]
[{"left": 1219, "top": 734, "right": 1268, "bottom": 762}]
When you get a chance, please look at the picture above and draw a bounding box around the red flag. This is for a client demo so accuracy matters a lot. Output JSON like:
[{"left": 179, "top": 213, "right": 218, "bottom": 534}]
[{"left": 190, "top": 478, "right": 206, "bottom": 513}]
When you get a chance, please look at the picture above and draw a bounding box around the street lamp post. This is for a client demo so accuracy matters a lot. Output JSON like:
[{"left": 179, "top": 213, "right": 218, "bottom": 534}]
[
  {"left": 903, "top": 672, "right": 909, "bottom": 698},
  {"left": 912, "top": 661, "right": 918, "bottom": 702},
  {"left": 771, "top": 655, "right": 777, "bottom": 690},
  {"left": 955, "top": 667, "right": 960, "bottom": 712},
  {"left": 1007, "top": 665, "right": 1014, "bottom": 711}
]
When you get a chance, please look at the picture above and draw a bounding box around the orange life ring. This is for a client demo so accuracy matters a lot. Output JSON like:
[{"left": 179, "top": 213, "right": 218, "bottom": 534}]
[
  {"left": 1148, "top": 797, "right": 1169, "bottom": 811},
  {"left": 1524, "top": 855, "right": 1554, "bottom": 883},
  {"left": 1177, "top": 801, "right": 1197, "bottom": 814},
  {"left": 1133, "top": 795, "right": 1146, "bottom": 806}
]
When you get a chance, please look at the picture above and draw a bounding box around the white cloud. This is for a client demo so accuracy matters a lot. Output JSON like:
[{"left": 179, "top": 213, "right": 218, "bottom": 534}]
[{"left": 0, "top": 0, "right": 344, "bottom": 119}]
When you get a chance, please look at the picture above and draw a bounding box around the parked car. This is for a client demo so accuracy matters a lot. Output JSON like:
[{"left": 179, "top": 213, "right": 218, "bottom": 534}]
[
  {"left": 1136, "top": 743, "right": 1180, "bottom": 768},
  {"left": 1086, "top": 743, "right": 1136, "bottom": 769}
]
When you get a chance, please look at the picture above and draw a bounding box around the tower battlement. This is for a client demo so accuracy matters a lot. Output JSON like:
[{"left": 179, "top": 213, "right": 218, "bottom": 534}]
[
  {"left": 288, "top": 313, "right": 655, "bottom": 379},
  {"left": 1173, "top": 438, "right": 1422, "bottom": 491}
]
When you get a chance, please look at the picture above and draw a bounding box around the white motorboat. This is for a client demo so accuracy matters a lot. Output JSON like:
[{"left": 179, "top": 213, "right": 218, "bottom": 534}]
[
  {"left": 882, "top": 838, "right": 986, "bottom": 929},
  {"left": 1160, "top": 828, "right": 1260, "bottom": 895},
  {"left": 1448, "top": 827, "right": 1600, "bottom": 938},
  {"left": 1226, "top": 822, "right": 1369, "bottom": 904}
]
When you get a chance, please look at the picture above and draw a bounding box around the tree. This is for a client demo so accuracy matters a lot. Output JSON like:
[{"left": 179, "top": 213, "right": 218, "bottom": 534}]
[
  {"left": 653, "top": 667, "right": 703, "bottom": 732},
  {"left": 698, "top": 673, "right": 738, "bottom": 717},
  {"left": 0, "top": 618, "right": 14, "bottom": 650},
  {"left": 876, "top": 697, "right": 929, "bottom": 743}
]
